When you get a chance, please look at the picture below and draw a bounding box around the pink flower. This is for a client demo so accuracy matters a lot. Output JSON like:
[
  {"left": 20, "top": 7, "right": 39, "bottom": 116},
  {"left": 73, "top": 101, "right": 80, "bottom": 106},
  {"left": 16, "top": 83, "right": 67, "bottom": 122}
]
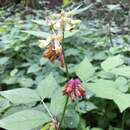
[{"left": 63, "top": 78, "right": 85, "bottom": 101}]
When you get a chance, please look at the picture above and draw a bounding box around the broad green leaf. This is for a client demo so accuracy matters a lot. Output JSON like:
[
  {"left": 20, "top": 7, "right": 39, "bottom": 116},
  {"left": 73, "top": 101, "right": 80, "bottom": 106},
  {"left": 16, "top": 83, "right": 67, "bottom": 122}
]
[
  {"left": 76, "top": 57, "right": 95, "bottom": 81},
  {"left": 87, "top": 79, "right": 117, "bottom": 100},
  {"left": 97, "top": 71, "right": 114, "bottom": 79},
  {"left": 110, "top": 66, "right": 130, "bottom": 78},
  {"left": 65, "top": 48, "right": 79, "bottom": 57},
  {"left": 0, "top": 88, "right": 40, "bottom": 104},
  {"left": 91, "top": 128, "right": 103, "bottom": 130},
  {"left": 18, "top": 77, "right": 34, "bottom": 88},
  {"left": 27, "top": 64, "right": 41, "bottom": 73},
  {"left": 76, "top": 101, "right": 97, "bottom": 113},
  {"left": 62, "top": 109, "right": 79, "bottom": 128},
  {"left": 64, "top": 30, "right": 78, "bottom": 39},
  {"left": 93, "top": 51, "right": 107, "bottom": 60},
  {"left": 86, "top": 79, "right": 130, "bottom": 112},
  {"left": 39, "top": 58, "right": 48, "bottom": 65},
  {"left": 114, "top": 94, "right": 130, "bottom": 113},
  {"left": 109, "top": 46, "right": 124, "bottom": 54},
  {"left": 73, "top": 4, "right": 93, "bottom": 15},
  {"left": 50, "top": 88, "right": 66, "bottom": 116},
  {"left": 0, "top": 110, "right": 50, "bottom": 130},
  {"left": 115, "top": 77, "right": 128, "bottom": 92},
  {"left": 37, "top": 73, "right": 59, "bottom": 98},
  {"left": 101, "top": 55, "right": 124, "bottom": 71},
  {"left": 0, "top": 57, "right": 9, "bottom": 65},
  {"left": 0, "top": 97, "right": 10, "bottom": 114},
  {"left": 22, "top": 30, "right": 50, "bottom": 38},
  {"left": 10, "top": 68, "right": 18, "bottom": 76},
  {"left": 32, "top": 20, "right": 47, "bottom": 26}
]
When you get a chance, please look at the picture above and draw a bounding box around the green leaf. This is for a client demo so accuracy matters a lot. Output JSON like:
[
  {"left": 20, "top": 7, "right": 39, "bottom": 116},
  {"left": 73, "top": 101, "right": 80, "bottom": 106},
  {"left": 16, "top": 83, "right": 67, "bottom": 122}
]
[
  {"left": 64, "top": 30, "right": 78, "bottom": 39},
  {"left": 10, "top": 68, "right": 18, "bottom": 76},
  {"left": 22, "top": 30, "right": 50, "bottom": 38},
  {"left": 65, "top": 48, "right": 79, "bottom": 57},
  {"left": 76, "top": 57, "right": 95, "bottom": 81},
  {"left": 73, "top": 4, "right": 93, "bottom": 15},
  {"left": 115, "top": 77, "right": 128, "bottom": 92},
  {"left": 86, "top": 79, "right": 130, "bottom": 112},
  {"left": 101, "top": 55, "right": 124, "bottom": 71},
  {"left": 93, "top": 51, "right": 107, "bottom": 60},
  {"left": 0, "top": 110, "right": 50, "bottom": 130},
  {"left": 27, "top": 64, "right": 41, "bottom": 73},
  {"left": 76, "top": 101, "right": 97, "bottom": 113},
  {"left": 32, "top": 20, "right": 47, "bottom": 26},
  {"left": 0, "top": 57, "right": 9, "bottom": 65},
  {"left": 0, "top": 88, "right": 40, "bottom": 104},
  {"left": 37, "top": 73, "right": 59, "bottom": 98},
  {"left": 63, "top": 0, "right": 71, "bottom": 5},
  {"left": 110, "top": 66, "right": 130, "bottom": 78},
  {"left": 50, "top": 88, "right": 66, "bottom": 116},
  {"left": 62, "top": 109, "right": 80, "bottom": 128},
  {"left": 18, "top": 77, "right": 34, "bottom": 88},
  {"left": 0, "top": 96, "right": 10, "bottom": 114},
  {"left": 91, "top": 128, "right": 103, "bottom": 130}
]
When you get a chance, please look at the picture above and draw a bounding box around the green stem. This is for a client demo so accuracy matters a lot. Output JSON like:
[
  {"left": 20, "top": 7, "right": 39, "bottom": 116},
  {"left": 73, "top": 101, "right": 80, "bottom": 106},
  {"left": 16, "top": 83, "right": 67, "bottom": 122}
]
[
  {"left": 59, "top": 47, "right": 69, "bottom": 128},
  {"left": 62, "top": 45, "right": 69, "bottom": 79},
  {"left": 122, "top": 110, "right": 126, "bottom": 130},
  {"left": 59, "top": 28, "right": 70, "bottom": 129},
  {"left": 59, "top": 96, "right": 69, "bottom": 128}
]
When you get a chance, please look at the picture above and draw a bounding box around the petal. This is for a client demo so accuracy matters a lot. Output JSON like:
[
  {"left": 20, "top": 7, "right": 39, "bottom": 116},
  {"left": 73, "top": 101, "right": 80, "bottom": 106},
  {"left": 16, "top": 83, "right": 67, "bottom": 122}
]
[{"left": 38, "top": 40, "right": 50, "bottom": 48}]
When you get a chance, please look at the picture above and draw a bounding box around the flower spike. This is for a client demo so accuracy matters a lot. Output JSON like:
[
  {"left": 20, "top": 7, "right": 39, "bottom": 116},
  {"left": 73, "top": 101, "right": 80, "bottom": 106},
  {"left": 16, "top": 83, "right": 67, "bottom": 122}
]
[{"left": 63, "top": 78, "right": 85, "bottom": 101}]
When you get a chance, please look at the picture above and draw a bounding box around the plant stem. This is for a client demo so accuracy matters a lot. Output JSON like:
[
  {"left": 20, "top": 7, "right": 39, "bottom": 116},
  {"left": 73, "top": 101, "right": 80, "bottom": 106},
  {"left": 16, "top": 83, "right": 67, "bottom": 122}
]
[
  {"left": 122, "top": 110, "right": 126, "bottom": 130},
  {"left": 59, "top": 96, "right": 69, "bottom": 128},
  {"left": 62, "top": 45, "right": 69, "bottom": 79},
  {"left": 109, "top": 21, "right": 113, "bottom": 47},
  {"left": 59, "top": 29, "right": 70, "bottom": 128},
  {"left": 40, "top": 98, "right": 55, "bottom": 122},
  {"left": 59, "top": 47, "right": 69, "bottom": 128}
]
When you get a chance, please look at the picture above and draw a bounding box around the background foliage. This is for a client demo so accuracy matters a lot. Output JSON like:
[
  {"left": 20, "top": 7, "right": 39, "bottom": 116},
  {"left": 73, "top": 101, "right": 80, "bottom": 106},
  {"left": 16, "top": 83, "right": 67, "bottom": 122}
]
[{"left": 0, "top": 0, "right": 130, "bottom": 130}]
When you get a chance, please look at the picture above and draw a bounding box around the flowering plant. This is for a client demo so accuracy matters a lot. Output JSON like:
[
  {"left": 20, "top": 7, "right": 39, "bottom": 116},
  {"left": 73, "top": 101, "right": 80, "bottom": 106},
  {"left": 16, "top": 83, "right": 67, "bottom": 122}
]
[
  {"left": 1, "top": 3, "right": 130, "bottom": 130},
  {"left": 38, "top": 9, "right": 86, "bottom": 130},
  {"left": 0, "top": 6, "right": 91, "bottom": 130}
]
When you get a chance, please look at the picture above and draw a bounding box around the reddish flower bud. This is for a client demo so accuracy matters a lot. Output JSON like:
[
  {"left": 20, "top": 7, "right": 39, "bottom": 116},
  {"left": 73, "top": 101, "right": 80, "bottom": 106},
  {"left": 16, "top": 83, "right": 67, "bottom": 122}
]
[
  {"left": 43, "top": 44, "right": 65, "bottom": 67},
  {"left": 59, "top": 52, "right": 65, "bottom": 68},
  {"left": 63, "top": 78, "right": 85, "bottom": 101}
]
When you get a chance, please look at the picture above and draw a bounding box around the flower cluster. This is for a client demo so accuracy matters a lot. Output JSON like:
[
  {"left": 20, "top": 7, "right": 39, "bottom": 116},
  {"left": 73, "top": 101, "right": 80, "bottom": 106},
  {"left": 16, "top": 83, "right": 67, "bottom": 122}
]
[
  {"left": 63, "top": 78, "right": 85, "bottom": 101},
  {"left": 38, "top": 10, "right": 80, "bottom": 67},
  {"left": 39, "top": 34, "right": 64, "bottom": 67},
  {"left": 47, "top": 10, "right": 81, "bottom": 31}
]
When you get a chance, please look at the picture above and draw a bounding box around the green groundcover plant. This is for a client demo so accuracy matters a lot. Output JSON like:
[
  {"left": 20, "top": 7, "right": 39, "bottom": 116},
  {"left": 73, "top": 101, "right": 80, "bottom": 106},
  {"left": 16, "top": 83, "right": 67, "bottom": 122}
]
[{"left": 1, "top": 3, "right": 130, "bottom": 130}]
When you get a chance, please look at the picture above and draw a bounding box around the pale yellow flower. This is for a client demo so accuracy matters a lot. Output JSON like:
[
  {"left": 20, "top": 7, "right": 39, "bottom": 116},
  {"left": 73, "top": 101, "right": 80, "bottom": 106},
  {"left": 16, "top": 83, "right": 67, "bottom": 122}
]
[
  {"left": 70, "top": 19, "right": 81, "bottom": 25},
  {"left": 38, "top": 34, "right": 63, "bottom": 49},
  {"left": 38, "top": 40, "right": 50, "bottom": 48}
]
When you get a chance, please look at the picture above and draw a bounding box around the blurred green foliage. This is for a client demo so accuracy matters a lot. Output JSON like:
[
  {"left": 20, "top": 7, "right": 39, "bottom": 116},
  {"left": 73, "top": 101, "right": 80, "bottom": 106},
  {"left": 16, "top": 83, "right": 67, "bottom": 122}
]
[{"left": 0, "top": 1, "right": 130, "bottom": 130}]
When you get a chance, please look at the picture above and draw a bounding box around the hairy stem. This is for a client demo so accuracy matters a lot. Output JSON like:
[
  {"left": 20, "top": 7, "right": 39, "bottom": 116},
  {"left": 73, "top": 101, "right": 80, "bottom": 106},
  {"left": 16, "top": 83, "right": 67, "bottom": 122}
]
[{"left": 40, "top": 98, "right": 55, "bottom": 122}]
